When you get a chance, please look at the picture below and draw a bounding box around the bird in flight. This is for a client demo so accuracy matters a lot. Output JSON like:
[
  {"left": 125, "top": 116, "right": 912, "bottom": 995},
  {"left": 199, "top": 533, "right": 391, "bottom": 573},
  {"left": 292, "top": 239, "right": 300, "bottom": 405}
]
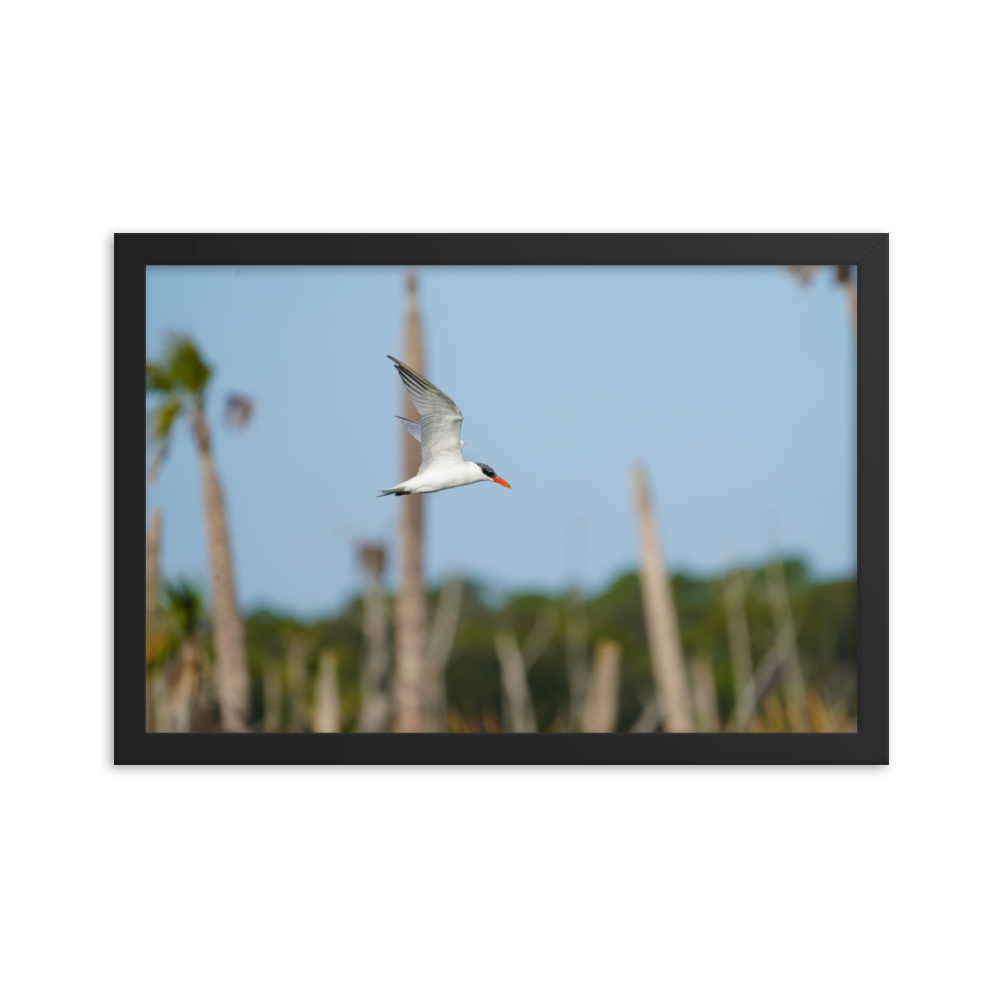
[{"left": 379, "top": 355, "right": 512, "bottom": 497}]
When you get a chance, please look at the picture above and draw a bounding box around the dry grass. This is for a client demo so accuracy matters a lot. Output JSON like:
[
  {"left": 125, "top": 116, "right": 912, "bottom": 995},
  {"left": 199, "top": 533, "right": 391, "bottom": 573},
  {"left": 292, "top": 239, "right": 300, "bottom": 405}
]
[
  {"left": 446, "top": 708, "right": 504, "bottom": 733},
  {"left": 745, "top": 685, "right": 855, "bottom": 733}
]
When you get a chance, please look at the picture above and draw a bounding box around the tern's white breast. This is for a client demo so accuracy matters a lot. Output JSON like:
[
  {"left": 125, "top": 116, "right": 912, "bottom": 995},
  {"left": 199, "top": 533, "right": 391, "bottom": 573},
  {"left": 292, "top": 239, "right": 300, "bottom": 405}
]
[{"left": 408, "top": 461, "right": 484, "bottom": 493}]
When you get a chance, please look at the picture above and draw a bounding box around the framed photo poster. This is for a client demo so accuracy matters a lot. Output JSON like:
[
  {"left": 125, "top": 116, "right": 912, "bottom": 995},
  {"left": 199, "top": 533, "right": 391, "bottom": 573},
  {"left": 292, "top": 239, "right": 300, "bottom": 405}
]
[{"left": 117, "top": 233, "right": 888, "bottom": 764}]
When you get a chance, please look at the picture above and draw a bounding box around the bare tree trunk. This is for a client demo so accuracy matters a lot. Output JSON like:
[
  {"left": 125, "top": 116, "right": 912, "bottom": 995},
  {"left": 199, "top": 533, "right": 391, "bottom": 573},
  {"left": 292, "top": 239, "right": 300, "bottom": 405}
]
[
  {"left": 357, "top": 544, "right": 391, "bottom": 733},
  {"left": 170, "top": 638, "right": 199, "bottom": 733},
  {"left": 193, "top": 412, "right": 249, "bottom": 733},
  {"left": 145, "top": 507, "right": 162, "bottom": 732},
  {"left": 631, "top": 465, "right": 695, "bottom": 732},
  {"left": 393, "top": 272, "right": 428, "bottom": 732},
  {"left": 495, "top": 629, "right": 537, "bottom": 733},
  {"left": 565, "top": 592, "right": 589, "bottom": 730},
  {"left": 285, "top": 639, "right": 309, "bottom": 733},
  {"left": 582, "top": 639, "right": 622, "bottom": 733},
  {"left": 495, "top": 609, "right": 557, "bottom": 733},
  {"left": 263, "top": 657, "right": 282, "bottom": 732},
  {"left": 425, "top": 577, "right": 465, "bottom": 732},
  {"left": 722, "top": 569, "right": 754, "bottom": 729},
  {"left": 727, "top": 645, "right": 783, "bottom": 733},
  {"left": 690, "top": 651, "right": 720, "bottom": 733},
  {"left": 766, "top": 559, "right": 809, "bottom": 732},
  {"left": 313, "top": 649, "right": 340, "bottom": 733}
]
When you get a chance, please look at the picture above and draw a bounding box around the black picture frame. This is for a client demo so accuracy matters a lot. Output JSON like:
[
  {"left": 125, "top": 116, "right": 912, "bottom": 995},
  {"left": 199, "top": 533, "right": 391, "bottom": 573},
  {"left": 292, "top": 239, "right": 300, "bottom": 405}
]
[{"left": 118, "top": 233, "right": 888, "bottom": 764}]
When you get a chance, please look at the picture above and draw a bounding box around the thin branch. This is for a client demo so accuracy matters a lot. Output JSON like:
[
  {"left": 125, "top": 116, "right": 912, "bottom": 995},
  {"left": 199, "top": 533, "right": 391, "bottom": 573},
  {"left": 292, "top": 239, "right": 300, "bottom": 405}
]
[
  {"left": 523, "top": 606, "right": 559, "bottom": 672},
  {"left": 425, "top": 577, "right": 465, "bottom": 731}
]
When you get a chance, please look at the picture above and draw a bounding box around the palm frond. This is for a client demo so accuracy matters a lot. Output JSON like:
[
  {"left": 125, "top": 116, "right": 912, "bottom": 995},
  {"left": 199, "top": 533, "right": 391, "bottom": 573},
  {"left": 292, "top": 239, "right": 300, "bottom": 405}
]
[
  {"left": 145, "top": 360, "right": 174, "bottom": 394},
  {"left": 162, "top": 579, "right": 207, "bottom": 638},
  {"left": 145, "top": 629, "right": 178, "bottom": 670},
  {"left": 148, "top": 397, "right": 182, "bottom": 443},
  {"left": 163, "top": 334, "right": 213, "bottom": 399}
]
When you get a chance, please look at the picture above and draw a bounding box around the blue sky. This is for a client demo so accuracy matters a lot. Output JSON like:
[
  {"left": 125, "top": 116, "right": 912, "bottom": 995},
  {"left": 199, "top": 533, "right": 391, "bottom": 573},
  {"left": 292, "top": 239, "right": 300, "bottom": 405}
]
[{"left": 146, "top": 265, "right": 855, "bottom": 616}]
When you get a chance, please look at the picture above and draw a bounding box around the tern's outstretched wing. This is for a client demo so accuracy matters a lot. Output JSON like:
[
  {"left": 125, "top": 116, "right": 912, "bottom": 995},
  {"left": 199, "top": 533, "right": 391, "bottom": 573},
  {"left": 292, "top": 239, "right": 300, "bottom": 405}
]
[
  {"left": 388, "top": 356, "right": 465, "bottom": 470},
  {"left": 396, "top": 416, "right": 465, "bottom": 454}
]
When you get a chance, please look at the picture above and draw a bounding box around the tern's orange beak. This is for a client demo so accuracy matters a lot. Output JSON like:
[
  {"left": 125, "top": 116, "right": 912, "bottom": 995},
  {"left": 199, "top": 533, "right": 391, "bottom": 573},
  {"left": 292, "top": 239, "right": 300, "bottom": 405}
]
[{"left": 493, "top": 477, "right": 511, "bottom": 489}]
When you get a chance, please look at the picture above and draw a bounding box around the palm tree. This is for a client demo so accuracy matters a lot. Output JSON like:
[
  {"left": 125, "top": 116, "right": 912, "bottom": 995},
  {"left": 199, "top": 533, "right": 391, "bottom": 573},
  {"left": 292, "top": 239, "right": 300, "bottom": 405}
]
[
  {"left": 145, "top": 578, "right": 209, "bottom": 731},
  {"left": 160, "top": 580, "right": 208, "bottom": 732},
  {"left": 146, "top": 334, "right": 251, "bottom": 733}
]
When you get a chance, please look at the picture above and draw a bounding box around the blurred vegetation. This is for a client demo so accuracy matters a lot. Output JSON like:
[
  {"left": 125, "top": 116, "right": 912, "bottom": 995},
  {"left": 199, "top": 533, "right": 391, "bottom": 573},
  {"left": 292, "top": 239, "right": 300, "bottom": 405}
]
[
  {"left": 147, "top": 557, "right": 856, "bottom": 733},
  {"left": 146, "top": 275, "right": 858, "bottom": 735},
  {"left": 146, "top": 578, "right": 220, "bottom": 733}
]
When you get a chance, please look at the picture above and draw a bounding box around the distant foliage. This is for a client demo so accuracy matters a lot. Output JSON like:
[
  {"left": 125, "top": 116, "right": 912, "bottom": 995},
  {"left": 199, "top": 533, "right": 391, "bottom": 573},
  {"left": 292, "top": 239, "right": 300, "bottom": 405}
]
[{"left": 221, "top": 558, "right": 855, "bottom": 733}]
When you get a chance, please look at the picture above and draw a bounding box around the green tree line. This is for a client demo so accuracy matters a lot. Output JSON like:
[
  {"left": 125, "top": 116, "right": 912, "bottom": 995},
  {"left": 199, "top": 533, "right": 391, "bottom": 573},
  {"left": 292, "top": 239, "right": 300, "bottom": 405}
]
[{"left": 146, "top": 559, "right": 856, "bottom": 734}]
